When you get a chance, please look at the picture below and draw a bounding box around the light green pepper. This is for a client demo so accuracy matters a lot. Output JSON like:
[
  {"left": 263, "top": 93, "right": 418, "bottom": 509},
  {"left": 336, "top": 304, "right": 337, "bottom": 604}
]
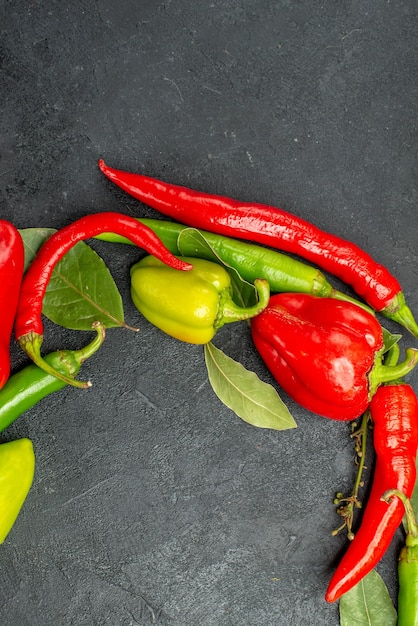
[
  {"left": 130, "top": 255, "right": 270, "bottom": 344},
  {"left": 0, "top": 438, "right": 35, "bottom": 543}
]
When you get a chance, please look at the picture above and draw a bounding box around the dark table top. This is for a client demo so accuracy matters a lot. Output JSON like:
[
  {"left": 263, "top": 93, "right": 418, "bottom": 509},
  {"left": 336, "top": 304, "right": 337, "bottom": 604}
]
[{"left": 1, "top": 2, "right": 417, "bottom": 625}]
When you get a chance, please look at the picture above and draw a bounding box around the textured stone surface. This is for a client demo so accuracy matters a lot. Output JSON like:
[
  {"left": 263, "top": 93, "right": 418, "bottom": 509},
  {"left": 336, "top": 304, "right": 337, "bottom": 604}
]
[{"left": 0, "top": 1, "right": 417, "bottom": 624}]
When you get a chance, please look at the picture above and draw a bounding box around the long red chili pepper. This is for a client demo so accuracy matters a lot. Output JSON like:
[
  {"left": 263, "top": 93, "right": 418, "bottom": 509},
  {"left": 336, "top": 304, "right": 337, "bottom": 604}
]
[
  {"left": 325, "top": 381, "right": 418, "bottom": 603},
  {"left": 98, "top": 160, "right": 418, "bottom": 338},
  {"left": 0, "top": 221, "right": 25, "bottom": 389},
  {"left": 15, "top": 212, "right": 192, "bottom": 389}
]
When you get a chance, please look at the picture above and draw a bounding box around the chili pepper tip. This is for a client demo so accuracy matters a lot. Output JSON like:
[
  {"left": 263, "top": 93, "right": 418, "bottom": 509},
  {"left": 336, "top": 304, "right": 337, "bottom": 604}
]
[{"left": 18, "top": 331, "right": 93, "bottom": 389}]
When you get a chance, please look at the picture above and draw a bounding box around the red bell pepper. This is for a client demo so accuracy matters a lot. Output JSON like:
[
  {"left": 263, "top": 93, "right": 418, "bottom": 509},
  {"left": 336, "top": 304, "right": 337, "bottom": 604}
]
[
  {"left": 251, "top": 293, "right": 418, "bottom": 420},
  {"left": 0, "top": 221, "right": 24, "bottom": 389}
]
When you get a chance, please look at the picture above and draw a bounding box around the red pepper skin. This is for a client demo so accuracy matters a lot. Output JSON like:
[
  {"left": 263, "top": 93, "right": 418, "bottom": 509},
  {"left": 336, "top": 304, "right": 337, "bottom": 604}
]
[
  {"left": 0, "top": 221, "right": 24, "bottom": 389},
  {"left": 15, "top": 212, "right": 192, "bottom": 388},
  {"left": 251, "top": 293, "right": 384, "bottom": 421},
  {"left": 98, "top": 160, "right": 417, "bottom": 337},
  {"left": 325, "top": 383, "right": 418, "bottom": 603}
]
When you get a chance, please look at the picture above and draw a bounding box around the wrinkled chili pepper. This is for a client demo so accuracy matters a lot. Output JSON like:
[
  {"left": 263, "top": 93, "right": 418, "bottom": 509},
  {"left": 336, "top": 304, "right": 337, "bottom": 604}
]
[
  {"left": 0, "top": 438, "right": 35, "bottom": 543},
  {"left": 0, "top": 323, "right": 105, "bottom": 434},
  {"left": 325, "top": 381, "right": 418, "bottom": 602},
  {"left": 98, "top": 160, "right": 418, "bottom": 338},
  {"left": 382, "top": 489, "right": 418, "bottom": 626},
  {"left": 250, "top": 293, "right": 418, "bottom": 420},
  {"left": 14, "top": 212, "right": 192, "bottom": 389},
  {"left": 0, "top": 221, "right": 25, "bottom": 389},
  {"left": 130, "top": 255, "right": 270, "bottom": 344},
  {"left": 97, "top": 217, "right": 372, "bottom": 312}
]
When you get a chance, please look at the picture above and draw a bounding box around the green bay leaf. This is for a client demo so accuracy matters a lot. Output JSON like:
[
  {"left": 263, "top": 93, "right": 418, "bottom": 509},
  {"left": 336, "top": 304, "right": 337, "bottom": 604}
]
[
  {"left": 20, "top": 228, "right": 126, "bottom": 330},
  {"left": 339, "top": 569, "right": 397, "bottom": 625},
  {"left": 204, "top": 342, "right": 296, "bottom": 430}
]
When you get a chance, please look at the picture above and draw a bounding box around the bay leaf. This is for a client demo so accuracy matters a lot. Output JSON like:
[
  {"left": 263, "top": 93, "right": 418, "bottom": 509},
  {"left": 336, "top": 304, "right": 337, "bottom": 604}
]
[
  {"left": 204, "top": 342, "right": 297, "bottom": 430},
  {"left": 20, "top": 228, "right": 126, "bottom": 330},
  {"left": 339, "top": 569, "right": 397, "bottom": 625}
]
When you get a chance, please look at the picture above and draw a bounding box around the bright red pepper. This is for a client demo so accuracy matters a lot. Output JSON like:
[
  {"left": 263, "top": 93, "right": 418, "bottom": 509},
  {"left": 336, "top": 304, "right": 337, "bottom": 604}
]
[
  {"left": 98, "top": 160, "right": 418, "bottom": 339},
  {"left": 325, "top": 382, "right": 418, "bottom": 602},
  {"left": 0, "top": 221, "right": 24, "bottom": 389},
  {"left": 250, "top": 293, "right": 418, "bottom": 420},
  {"left": 14, "top": 212, "right": 192, "bottom": 389}
]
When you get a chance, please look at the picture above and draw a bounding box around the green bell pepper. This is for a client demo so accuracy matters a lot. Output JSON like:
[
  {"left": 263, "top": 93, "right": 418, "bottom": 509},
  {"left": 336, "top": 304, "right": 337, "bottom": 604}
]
[{"left": 130, "top": 255, "right": 270, "bottom": 344}]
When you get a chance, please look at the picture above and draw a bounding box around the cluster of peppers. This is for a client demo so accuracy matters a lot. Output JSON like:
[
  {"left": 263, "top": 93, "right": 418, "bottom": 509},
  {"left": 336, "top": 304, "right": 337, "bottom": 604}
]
[{"left": 1, "top": 162, "right": 417, "bottom": 618}]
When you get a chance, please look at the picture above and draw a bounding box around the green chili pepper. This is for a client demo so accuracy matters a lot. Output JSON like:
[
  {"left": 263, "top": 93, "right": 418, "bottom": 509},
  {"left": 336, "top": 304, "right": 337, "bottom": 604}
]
[
  {"left": 130, "top": 255, "right": 270, "bottom": 344},
  {"left": 0, "top": 322, "right": 105, "bottom": 434},
  {"left": 382, "top": 489, "right": 418, "bottom": 625},
  {"left": 0, "top": 438, "right": 35, "bottom": 543},
  {"left": 97, "top": 217, "right": 371, "bottom": 311}
]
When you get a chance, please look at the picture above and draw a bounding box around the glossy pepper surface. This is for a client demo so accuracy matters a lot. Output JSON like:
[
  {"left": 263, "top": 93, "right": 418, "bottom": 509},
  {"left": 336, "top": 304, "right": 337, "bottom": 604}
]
[
  {"left": 251, "top": 293, "right": 418, "bottom": 420},
  {"left": 0, "top": 221, "right": 25, "bottom": 389},
  {"left": 0, "top": 438, "right": 35, "bottom": 543},
  {"left": 98, "top": 159, "right": 418, "bottom": 338},
  {"left": 382, "top": 489, "right": 418, "bottom": 626},
  {"left": 325, "top": 382, "right": 418, "bottom": 602},
  {"left": 130, "top": 255, "right": 270, "bottom": 344}
]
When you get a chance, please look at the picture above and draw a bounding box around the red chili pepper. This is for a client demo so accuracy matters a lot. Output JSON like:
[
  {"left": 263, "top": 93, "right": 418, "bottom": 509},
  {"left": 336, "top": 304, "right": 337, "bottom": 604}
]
[
  {"left": 14, "top": 212, "right": 192, "bottom": 389},
  {"left": 250, "top": 293, "right": 418, "bottom": 420},
  {"left": 325, "top": 382, "right": 418, "bottom": 603},
  {"left": 0, "top": 221, "right": 25, "bottom": 389},
  {"left": 98, "top": 160, "right": 418, "bottom": 338}
]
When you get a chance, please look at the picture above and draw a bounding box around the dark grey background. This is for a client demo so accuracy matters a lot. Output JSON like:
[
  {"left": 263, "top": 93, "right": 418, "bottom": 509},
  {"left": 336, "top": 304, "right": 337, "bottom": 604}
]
[{"left": 1, "top": 1, "right": 417, "bottom": 625}]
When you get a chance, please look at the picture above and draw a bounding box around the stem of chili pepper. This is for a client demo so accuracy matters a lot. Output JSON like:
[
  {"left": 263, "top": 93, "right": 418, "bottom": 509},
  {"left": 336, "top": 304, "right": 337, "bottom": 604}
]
[
  {"left": 0, "top": 322, "right": 105, "bottom": 434},
  {"left": 15, "top": 212, "right": 192, "bottom": 389},
  {"left": 381, "top": 489, "right": 418, "bottom": 626},
  {"left": 332, "top": 411, "right": 370, "bottom": 540},
  {"left": 98, "top": 160, "right": 418, "bottom": 338},
  {"left": 96, "top": 217, "right": 374, "bottom": 314}
]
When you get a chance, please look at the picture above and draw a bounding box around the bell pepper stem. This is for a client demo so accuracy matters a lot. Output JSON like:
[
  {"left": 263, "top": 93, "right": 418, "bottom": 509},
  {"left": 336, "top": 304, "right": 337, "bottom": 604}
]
[
  {"left": 18, "top": 322, "right": 106, "bottom": 389},
  {"left": 216, "top": 278, "right": 270, "bottom": 328},
  {"left": 369, "top": 348, "right": 418, "bottom": 397}
]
